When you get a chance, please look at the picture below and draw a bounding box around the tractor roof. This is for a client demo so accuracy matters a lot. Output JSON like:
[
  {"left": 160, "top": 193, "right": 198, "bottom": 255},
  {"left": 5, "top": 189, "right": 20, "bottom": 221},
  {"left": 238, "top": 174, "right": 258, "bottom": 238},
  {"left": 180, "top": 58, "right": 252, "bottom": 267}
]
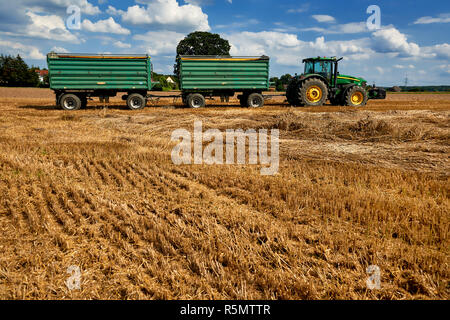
[{"left": 302, "top": 56, "right": 342, "bottom": 63}]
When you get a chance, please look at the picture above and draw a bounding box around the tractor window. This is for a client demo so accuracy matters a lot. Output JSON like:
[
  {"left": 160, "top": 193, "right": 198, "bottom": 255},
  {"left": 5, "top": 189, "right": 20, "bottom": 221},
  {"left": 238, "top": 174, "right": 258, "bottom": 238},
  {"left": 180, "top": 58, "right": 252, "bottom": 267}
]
[
  {"left": 314, "top": 61, "right": 332, "bottom": 79},
  {"left": 304, "top": 61, "right": 314, "bottom": 74}
]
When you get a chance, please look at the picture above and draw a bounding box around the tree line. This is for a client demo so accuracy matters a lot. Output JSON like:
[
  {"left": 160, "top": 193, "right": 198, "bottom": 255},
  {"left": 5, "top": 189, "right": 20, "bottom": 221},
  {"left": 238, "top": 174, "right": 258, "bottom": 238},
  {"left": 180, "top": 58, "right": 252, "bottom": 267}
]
[{"left": 0, "top": 54, "right": 48, "bottom": 87}]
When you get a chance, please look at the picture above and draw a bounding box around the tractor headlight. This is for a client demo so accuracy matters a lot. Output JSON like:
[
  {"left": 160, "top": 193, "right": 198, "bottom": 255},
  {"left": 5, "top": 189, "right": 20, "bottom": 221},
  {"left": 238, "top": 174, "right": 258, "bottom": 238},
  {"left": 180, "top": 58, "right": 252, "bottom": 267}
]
[{"left": 362, "top": 82, "right": 367, "bottom": 88}]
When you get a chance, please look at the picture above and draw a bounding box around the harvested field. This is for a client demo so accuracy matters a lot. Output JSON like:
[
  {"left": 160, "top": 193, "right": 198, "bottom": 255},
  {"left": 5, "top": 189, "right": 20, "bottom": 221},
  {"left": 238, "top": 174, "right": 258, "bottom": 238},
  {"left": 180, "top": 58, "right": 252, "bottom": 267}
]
[{"left": 0, "top": 87, "right": 449, "bottom": 299}]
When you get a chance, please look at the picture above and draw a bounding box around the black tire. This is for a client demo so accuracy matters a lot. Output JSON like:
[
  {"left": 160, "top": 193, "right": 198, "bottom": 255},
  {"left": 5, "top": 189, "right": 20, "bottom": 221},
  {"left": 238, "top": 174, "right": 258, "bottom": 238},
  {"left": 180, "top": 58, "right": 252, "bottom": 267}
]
[
  {"left": 187, "top": 93, "right": 205, "bottom": 108},
  {"left": 81, "top": 96, "right": 87, "bottom": 108},
  {"left": 329, "top": 95, "right": 343, "bottom": 106},
  {"left": 127, "top": 93, "right": 146, "bottom": 110},
  {"left": 60, "top": 94, "right": 82, "bottom": 111},
  {"left": 286, "top": 80, "right": 302, "bottom": 106},
  {"left": 247, "top": 93, "right": 264, "bottom": 108},
  {"left": 344, "top": 86, "right": 368, "bottom": 107},
  {"left": 299, "top": 78, "right": 328, "bottom": 106}
]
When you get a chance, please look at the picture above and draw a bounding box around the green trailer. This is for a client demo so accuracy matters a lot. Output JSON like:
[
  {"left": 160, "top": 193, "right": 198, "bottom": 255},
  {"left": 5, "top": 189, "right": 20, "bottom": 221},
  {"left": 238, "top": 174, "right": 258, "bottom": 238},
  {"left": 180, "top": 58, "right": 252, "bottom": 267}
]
[
  {"left": 47, "top": 52, "right": 153, "bottom": 110},
  {"left": 177, "top": 55, "right": 270, "bottom": 108}
]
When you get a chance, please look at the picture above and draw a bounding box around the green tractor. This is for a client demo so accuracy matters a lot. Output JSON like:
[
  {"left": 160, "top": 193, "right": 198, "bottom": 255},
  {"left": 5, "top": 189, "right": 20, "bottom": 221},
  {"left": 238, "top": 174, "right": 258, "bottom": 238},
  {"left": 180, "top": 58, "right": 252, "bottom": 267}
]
[{"left": 286, "top": 57, "right": 386, "bottom": 107}]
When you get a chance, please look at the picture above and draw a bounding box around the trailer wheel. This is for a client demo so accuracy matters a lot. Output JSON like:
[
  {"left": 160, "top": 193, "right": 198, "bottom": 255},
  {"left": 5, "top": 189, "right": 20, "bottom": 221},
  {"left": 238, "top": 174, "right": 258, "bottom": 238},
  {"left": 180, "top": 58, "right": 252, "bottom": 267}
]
[
  {"left": 127, "top": 93, "right": 146, "bottom": 110},
  {"left": 247, "top": 93, "right": 264, "bottom": 108},
  {"left": 187, "top": 93, "right": 205, "bottom": 108},
  {"left": 60, "top": 94, "right": 82, "bottom": 111}
]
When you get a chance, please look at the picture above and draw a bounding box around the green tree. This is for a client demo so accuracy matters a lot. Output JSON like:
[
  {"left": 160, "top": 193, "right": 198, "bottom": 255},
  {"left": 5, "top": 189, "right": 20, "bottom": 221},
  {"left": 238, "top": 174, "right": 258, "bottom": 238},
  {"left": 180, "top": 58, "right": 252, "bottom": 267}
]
[
  {"left": 0, "top": 54, "right": 39, "bottom": 87},
  {"left": 174, "top": 31, "right": 231, "bottom": 75}
]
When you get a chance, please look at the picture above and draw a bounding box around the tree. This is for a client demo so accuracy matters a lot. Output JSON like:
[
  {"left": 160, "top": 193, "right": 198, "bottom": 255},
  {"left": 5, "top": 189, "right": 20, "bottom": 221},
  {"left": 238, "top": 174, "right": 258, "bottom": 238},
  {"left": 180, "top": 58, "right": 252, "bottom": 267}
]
[
  {"left": 0, "top": 54, "right": 39, "bottom": 87},
  {"left": 174, "top": 31, "right": 231, "bottom": 75},
  {"left": 270, "top": 74, "right": 293, "bottom": 92}
]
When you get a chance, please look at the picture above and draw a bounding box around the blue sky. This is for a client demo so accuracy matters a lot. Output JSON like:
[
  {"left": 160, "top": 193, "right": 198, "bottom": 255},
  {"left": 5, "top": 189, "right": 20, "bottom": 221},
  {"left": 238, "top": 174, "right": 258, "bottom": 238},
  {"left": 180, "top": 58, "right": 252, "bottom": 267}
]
[{"left": 0, "top": 0, "right": 449, "bottom": 86}]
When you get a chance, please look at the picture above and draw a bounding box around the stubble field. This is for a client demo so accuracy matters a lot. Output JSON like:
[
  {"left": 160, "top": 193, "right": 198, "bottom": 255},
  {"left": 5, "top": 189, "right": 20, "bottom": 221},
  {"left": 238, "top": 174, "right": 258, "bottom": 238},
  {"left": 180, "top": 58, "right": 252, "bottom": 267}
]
[{"left": 0, "top": 87, "right": 448, "bottom": 299}]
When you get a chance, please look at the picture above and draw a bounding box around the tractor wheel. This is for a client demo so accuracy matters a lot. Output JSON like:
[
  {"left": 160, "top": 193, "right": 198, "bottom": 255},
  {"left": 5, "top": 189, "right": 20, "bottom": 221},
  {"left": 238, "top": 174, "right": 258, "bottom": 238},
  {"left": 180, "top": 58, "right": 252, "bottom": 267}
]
[
  {"left": 247, "top": 93, "right": 264, "bottom": 108},
  {"left": 286, "top": 81, "right": 302, "bottom": 106},
  {"left": 187, "top": 93, "right": 205, "bottom": 108},
  {"left": 344, "top": 86, "right": 368, "bottom": 107},
  {"left": 299, "top": 78, "right": 328, "bottom": 106},
  {"left": 60, "top": 94, "right": 82, "bottom": 111}
]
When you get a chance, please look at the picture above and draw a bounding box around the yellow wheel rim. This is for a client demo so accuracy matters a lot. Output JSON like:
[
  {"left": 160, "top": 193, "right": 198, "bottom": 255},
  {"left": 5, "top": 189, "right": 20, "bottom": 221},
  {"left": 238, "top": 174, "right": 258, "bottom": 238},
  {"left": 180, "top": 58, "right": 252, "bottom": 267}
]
[
  {"left": 306, "top": 86, "right": 322, "bottom": 103},
  {"left": 351, "top": 92, "right": 364, "bottom": 105}
]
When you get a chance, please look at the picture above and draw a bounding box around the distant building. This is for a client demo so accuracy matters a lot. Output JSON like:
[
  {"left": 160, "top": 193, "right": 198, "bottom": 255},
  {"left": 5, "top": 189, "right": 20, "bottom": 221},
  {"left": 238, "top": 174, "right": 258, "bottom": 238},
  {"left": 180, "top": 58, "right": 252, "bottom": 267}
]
[
  {"left": 35, "top": 69, "right": 48, "bottom": 82},
  {"left": 166, "top": 76, "right": 175, "bottom": 84}
]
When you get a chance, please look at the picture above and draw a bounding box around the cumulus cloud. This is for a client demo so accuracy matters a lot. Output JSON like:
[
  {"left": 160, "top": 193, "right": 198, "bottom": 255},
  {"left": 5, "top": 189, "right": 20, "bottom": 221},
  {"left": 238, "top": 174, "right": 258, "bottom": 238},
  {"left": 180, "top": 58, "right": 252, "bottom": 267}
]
[
  {"left": 226, "top": 31, "right": 371, "bottom": 66},
  {"left": 423, "top": 43, "right": 450, "bottom": 59},
  {"left": 0, "top": 40, "right": 45, "bottom": 59},
  {"left": 133, "top": 30, "right": 185, "bottom": 55},
  {"left": 121, "top": 0, "right": 210, "bottom": 32},
  {"left": 25, "top": 11, "right": 78, "bottom": 42},
  {"left": 371, "top": 27, "right": 421, "bottom": 57},
  {"left": 312, "top": 15, "right": 335, "bottom": 23},
  {"left": 106, "top": 5, "right": 124, "bottom": 16},
  {"left": 82, "top": 17, "right": 130, "bottom": 35}
]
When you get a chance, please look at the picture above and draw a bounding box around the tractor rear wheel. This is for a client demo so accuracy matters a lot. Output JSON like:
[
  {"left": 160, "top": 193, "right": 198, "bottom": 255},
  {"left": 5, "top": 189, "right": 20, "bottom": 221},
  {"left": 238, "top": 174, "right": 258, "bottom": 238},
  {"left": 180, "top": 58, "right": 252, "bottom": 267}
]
[
  {"left": 345, "top": 86, "right": 368, "bottom": 107},
  {"left": 299, "top": 78, "right": 328, "bottom": 106},
  {"left": 286, "top": 81, "right": 302, "bottom": 106}
]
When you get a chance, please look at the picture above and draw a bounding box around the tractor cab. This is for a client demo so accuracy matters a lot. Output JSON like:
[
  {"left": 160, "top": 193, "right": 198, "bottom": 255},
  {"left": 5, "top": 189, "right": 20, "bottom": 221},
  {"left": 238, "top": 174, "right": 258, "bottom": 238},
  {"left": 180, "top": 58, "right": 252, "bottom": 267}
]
[{"left": 302, "top": 57, "right": 342, "bottom": 87}]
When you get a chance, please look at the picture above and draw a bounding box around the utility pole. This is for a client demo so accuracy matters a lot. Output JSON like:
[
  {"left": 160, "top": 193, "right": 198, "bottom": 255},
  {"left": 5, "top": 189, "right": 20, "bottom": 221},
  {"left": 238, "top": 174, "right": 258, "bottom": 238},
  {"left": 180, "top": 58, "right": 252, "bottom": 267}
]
[{"left": 404, "top": 73, "right": 408, "bottom": 88}]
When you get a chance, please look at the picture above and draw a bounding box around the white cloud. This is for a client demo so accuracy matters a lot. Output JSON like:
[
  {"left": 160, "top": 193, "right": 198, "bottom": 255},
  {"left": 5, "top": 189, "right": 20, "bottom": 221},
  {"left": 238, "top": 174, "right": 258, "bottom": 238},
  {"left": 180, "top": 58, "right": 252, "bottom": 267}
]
[
  {"left": 106, "top": 5, "right": 124, "bottom": 15},
  {"left": 82, "top": 17, "right": 130, "bottom": 35},
  {"left": 424, "top": 43, "right": 450, "bottom": 59},
  {"left": 226, "top": 31, "right": 371, "bottom": 66},
  {"left": 113, "top": 41, "right": 131, "bottom": 49},
  {"left": 312, "top": 15, "right": 335, "bottom": 23},
  {"left": 36, "top": 0, "right": 101, "bottom": 15},
  {"left": 0, "top": 40, "right": 45, "bottom": 59},
  {"left": 439, "top": 64, "right": 450, "bottom": 75},
  {"left": 134, "top": 30, "right": 185, "bottom": 55},
  {"left": 414, "top": 13, "right": 450, "bottom": 24},
  {"left": 51, "top": 46, "right": 68, "bottom": 53},
  {"left": 287, "top": 4, "right": 309, "bottom": 14},
  {"left": 302, "top": 22, "right": 368, "bottom": 34},
  {"left": 121, "top": 0, "right": 210, "bottom": 32},
  {"left": 393, "top": 64, "right": 415, "bottom": 69},
  {"left": 371, "top": 27, "right": 421, "bottom": 57},
  {"left": 25, "top": 11, "right": 78, "bottom": 42}
]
